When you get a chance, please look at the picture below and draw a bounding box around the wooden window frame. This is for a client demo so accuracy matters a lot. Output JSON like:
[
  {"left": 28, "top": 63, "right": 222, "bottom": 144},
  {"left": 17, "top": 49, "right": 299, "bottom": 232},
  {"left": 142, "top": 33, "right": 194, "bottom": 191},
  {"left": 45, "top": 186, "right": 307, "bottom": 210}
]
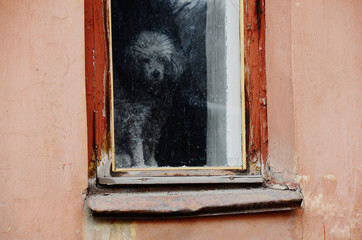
[{"left": 85, "top": 0, "right": 302, "bottom": 218}]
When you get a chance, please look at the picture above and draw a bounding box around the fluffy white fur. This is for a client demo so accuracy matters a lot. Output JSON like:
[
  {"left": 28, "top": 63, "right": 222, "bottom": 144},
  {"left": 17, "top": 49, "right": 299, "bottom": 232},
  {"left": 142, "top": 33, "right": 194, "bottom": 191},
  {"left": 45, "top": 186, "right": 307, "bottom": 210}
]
[{"left": 114, "top": 31, "right": 185, "bottom": 168}]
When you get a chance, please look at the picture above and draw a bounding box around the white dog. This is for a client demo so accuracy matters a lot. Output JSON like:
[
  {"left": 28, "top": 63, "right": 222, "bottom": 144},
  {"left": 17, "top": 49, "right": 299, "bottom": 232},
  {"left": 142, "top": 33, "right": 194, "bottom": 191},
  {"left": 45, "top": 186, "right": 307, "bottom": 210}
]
[{"left": 114, "top": 31, "right": 186, "bottom": 168}]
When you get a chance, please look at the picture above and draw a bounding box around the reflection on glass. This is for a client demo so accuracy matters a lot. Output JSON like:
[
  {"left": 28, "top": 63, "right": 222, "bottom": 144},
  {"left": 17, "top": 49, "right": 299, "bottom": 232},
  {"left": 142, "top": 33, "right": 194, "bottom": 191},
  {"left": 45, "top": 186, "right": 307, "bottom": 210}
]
[{"left": 111, "top": 0, "right": 242, "bottom": 169}]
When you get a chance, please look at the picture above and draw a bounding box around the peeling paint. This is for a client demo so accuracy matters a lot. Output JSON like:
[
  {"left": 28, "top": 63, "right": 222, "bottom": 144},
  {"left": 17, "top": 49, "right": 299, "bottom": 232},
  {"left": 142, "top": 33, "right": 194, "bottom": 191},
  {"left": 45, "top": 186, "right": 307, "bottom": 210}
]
[
  {"left": 295, "top": 175, "right": 310, "bottom": 184},
  {"left": 323, "top": 174, "right": 336, "bottom": 181},
  {"left": 97, "top": 148, "right": 112, "bottom": 178},
  {"left": 322, "top": 174, "right": 338, "bottom": 193},
  {"left": 301, "top": 191, "right": 362, "bottom": 239},
  {"left": 330, "top": 213, "right": 361, "bottom": 239},
  {"left": 303, "top": 193, "right": 338, "bottom": 217}
]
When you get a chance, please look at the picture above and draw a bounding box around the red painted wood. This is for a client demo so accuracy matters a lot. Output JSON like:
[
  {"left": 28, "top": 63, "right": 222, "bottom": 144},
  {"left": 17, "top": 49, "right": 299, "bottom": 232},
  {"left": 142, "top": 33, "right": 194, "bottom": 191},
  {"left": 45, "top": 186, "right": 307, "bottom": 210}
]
[
  {"left": 84, "top": 0, "right": 95, "bottom": 166},
  {"left": 93, "top": 0, "right": 108, "bottom": 159},
  {"left": 85, "top": 0, "right": 109, "bottom": 175},
  {"left": 258, "top": 0, "right": 268, "bottom": 166},
  {"left": 244, "top": 0, "right": 267, "bottom": 171}
]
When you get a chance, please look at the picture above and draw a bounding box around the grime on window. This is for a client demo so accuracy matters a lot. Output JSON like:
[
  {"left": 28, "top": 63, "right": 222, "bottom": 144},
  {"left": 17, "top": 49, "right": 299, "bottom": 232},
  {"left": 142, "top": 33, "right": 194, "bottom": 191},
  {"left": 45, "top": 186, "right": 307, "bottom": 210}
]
[{"left": 109, "top": 0, "right": 245, "bottom": 172}]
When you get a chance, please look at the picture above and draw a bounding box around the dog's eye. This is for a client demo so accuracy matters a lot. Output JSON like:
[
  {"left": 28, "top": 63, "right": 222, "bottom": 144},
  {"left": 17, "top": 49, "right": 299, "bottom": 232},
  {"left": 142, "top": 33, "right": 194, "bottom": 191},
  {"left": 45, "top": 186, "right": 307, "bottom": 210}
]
[
  {"left": 141, "top": 58, "right": 150, "bottom": 63},
  {"left": 158, "top": 57, "right": 167, "bottom": 63}
]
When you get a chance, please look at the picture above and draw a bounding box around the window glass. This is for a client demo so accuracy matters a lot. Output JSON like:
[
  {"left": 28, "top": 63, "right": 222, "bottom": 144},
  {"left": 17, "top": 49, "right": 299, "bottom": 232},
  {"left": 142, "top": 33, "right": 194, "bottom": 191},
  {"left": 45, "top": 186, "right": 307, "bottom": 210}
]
[{"left": 110, "top": 0, "right": 243, "bottom": 170}]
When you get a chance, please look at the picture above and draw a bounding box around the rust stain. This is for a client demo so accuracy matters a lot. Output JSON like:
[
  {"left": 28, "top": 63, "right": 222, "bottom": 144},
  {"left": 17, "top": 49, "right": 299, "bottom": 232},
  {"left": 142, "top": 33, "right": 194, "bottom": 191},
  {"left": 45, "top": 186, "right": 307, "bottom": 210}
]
[{"left": 88, "top": 150, "right": 97, "bottom": 178}]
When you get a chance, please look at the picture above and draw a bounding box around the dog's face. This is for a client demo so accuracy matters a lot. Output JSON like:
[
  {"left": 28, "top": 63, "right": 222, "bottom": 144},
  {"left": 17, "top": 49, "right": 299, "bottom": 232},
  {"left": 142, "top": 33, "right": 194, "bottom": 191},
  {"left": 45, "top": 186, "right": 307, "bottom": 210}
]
[
  {"left": 124, "top": 31, "right": 185, "bottom": 87},
  {"left": 139, "top": 54, "right": 166, "bottom": 85}
]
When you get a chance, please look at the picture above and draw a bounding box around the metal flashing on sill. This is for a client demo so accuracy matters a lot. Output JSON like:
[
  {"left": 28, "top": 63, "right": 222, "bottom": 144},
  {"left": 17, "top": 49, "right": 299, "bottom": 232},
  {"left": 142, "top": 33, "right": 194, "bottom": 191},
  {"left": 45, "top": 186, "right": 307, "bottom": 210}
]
[
  {"left": 86, "top": 187, "right": 303, "bottom": 219},
  {"left": 98, "top": 175, "right": 263, "bottom": 185}
]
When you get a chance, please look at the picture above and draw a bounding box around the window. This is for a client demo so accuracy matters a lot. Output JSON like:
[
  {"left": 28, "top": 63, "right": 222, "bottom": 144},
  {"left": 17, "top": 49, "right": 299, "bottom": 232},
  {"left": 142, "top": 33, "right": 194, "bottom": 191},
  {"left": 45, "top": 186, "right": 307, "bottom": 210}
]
[
  {"left": 91, "top": 0, "right": 252, "bottom": 184},
  {"left": 85, "top": 0, "right": 302, "bottom": 217}
]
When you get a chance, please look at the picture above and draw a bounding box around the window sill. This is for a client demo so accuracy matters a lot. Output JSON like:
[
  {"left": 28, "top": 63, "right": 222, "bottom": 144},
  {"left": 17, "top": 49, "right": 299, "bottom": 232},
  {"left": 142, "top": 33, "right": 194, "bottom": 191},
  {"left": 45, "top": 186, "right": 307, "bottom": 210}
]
[{"left": 86, "top": 185, "right": 303, "bottom": 219}]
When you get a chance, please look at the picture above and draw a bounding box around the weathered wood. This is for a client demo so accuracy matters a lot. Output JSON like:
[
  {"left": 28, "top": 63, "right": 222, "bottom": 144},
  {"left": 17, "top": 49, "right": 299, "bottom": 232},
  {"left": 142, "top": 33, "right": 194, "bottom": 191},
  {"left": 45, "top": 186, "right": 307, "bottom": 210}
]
[
  {"left": 93, "top": 0, "right": 109, "bottom": 158},
  {"left": 86, "top": 0, "right": 268, "bottom": 178},
  {"left": 99, "top": 175, "right": 263, "bottom": 185},
  {"left": 244, "top": 0, "right": 267, "bottom": 173},
  {"left": 85, "top": 0, "right": 110, "bottom": 177},
  {"left": 258, "top": 0, "right": 267, "bottom": 166},
  {"left": 87, "top": 187, "right": 302, "bottom": 218},
  {"left": 84, "top": 0, "right": 95, "bottom": 173}
]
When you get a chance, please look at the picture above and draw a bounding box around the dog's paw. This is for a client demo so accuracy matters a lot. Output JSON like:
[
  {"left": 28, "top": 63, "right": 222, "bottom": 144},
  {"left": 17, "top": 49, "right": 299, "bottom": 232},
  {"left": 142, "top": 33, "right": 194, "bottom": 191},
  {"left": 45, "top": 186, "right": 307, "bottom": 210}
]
[
  {"left": 145, "top": 157, "right": 158, "bottom": 167},
  {"left": 133, "top": 162, "right": 147, "bottom": 168},
  {"left": 115, "top": 153, "right": 132, "bottom": 168}
]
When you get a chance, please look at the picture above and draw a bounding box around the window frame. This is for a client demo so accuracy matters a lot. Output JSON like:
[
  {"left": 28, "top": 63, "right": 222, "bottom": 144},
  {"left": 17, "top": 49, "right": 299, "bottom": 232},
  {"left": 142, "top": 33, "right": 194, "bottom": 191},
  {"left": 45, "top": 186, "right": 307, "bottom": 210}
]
[{"left": 85, "top": 0, "right": 265, "bottom": 182}]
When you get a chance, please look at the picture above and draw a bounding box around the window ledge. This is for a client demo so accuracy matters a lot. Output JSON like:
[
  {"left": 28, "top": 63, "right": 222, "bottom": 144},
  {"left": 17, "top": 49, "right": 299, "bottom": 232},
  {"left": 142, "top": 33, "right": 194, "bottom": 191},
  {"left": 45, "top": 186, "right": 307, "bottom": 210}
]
[{"left": 86, "top": 186, "right": 303, "bottom": 218}]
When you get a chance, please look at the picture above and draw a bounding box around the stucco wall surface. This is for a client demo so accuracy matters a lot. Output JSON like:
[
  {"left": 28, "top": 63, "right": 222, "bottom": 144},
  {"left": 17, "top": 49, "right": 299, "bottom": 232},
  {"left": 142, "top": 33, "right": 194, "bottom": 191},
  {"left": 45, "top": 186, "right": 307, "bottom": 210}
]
[
  {"left": 267, "top": 0, "right": 362, "bottom": 239},
  {"left": 0, "top": 0, "right": 87, "bottom": 239},
  {"left": 291, "top": 1, "right": 361, "bottom": 239},
  {"left": 0, "top": 0, "right": 361, "bottom": 240}
]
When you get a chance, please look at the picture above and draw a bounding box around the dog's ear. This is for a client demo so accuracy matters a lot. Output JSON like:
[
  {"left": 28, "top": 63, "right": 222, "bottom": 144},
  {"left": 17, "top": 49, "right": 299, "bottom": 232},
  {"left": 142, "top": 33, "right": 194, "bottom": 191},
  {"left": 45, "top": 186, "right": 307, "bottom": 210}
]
[{"left": 170, "top": 50, "right": 186, "bottom": 79}]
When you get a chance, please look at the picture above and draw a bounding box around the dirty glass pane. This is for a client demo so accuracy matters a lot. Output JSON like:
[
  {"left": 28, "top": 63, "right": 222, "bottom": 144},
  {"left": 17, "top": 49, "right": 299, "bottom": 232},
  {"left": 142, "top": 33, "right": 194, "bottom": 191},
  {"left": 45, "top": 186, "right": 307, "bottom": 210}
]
[{"left": 111, "top": 0, "right": 242, "bottom": 169}]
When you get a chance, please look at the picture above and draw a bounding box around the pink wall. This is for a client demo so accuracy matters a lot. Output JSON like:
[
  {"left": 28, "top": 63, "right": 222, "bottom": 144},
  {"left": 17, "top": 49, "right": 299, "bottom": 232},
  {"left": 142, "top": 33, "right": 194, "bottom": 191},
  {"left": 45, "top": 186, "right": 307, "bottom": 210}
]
[
  {"left": 0, "top": 0, "right": 360, "bottom": 239},
  {"left": 0, "top": 0, "right": 87, "bottom": 239},
  {"left": 291, "top": 1, "right": 361, "bottom": 239},
  {"left": 267, "top": 0, "right": 361, "bottom": 239}
]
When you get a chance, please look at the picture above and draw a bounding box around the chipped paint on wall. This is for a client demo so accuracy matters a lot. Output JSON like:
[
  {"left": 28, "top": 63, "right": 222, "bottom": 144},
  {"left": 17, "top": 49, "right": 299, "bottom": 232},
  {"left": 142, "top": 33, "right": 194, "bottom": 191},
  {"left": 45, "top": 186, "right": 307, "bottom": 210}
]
[
  {"left": 295, "top": 174, "right": 310, "bottom": 184},
  {"left": 296, "top": 189, "right": 362, "bottom": 240},
  {"left": 303, "top": 192, "right": 337, "bottom": 217}
]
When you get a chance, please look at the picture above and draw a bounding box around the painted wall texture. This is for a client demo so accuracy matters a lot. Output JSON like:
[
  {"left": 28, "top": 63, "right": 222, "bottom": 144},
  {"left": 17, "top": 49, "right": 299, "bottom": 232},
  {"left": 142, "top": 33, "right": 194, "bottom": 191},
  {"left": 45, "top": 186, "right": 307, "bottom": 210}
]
[
  {"left": 266, "top": 1, "right": 361, "bottom": 239},
  {"left": 0, "top": 0, "right": 361, "bottom": 240},
  {"left": 0, "top": 0, "right": 87, "bottom": 239}
]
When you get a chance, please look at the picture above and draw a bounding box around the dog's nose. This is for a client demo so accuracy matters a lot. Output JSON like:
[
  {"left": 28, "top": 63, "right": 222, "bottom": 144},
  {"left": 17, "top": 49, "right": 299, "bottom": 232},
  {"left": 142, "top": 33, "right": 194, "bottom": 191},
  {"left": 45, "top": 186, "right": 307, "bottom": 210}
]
[{"left": 152, "top": 70, "right": 160, "bottom": 78}]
